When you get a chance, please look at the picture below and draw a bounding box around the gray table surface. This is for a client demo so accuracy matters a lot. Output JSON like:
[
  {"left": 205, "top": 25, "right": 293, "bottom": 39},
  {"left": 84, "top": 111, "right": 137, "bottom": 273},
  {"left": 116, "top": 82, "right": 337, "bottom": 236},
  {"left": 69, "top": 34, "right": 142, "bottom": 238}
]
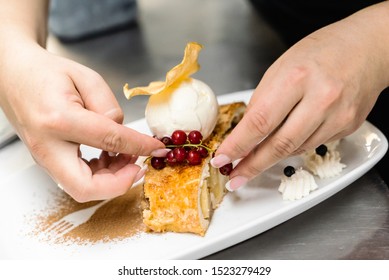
[{"left": 45, "top": 0, "right": 389, "bottom": 259}]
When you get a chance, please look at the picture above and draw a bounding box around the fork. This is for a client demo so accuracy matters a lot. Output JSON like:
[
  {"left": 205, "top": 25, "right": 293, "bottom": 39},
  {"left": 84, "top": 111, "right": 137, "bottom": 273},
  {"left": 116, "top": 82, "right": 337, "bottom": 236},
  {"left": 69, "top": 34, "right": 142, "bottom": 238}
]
[{"left": 44, "top": 199, "right": 111, "bottom": 238}]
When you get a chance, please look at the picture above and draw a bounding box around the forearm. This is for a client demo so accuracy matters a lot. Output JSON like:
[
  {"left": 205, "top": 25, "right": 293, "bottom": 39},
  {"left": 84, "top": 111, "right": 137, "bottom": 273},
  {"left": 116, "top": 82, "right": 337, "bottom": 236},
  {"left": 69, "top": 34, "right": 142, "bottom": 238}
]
[
  {"left": 0, "top": 0, "right": 49, "bottom": 47},
  {"left": 0, "top": 0, "right": 49, "bottom": 113},
  {"left": 350, "top": 1, "right": 389, "bottom": 87},
  {"left": 312, "top": 1, "right": 389, "bottom": 89}
]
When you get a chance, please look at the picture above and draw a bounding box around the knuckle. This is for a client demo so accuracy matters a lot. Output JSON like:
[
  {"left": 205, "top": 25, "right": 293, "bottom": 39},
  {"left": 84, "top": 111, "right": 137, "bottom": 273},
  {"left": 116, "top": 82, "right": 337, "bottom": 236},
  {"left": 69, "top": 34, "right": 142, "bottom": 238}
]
[
  {"left": 83, "top": 69, "right": 104, "bottom": 86},
  {"left": 23, "top": 134, "right": 49, "bottom": 166},
  {"left": 245, "top": 164, "right": 263, "bottom": 178},
  {"left": 316, "top": 80, "right": 344, "bottom": 110},
  {"left": 107, "top": 108, "right": 124, "bottom": 124},
  {"left": 132, "top": 143, "right": 146, "bottom": 155},
  {"left": 337, "top": 111, "right": 354, "bottom": 126},
  {"left": 102, "top": 128, "right": 126, "bottom": 153},
  {"left": 271, "top": 136, "right": 297, "bottom": 159},
  {"left": 230, "top": 140, "right": 249, "bottom": 157},
  {"left": 284, "top": 65, "right": 308, "bottom": 87},
  {"left": 345, "top": 107, "right": 360, "bottom": 125},
  {"left": 28, "top": 142, "right": 47, "bottom": 166},
  {"left": 246, "top": 109, "right": 271, "bottom": 137},
  {"left": 40, "top": 110, "right": 71, "bottom": 133},
  {"left": 233, "top": 149, "right": 264, "bottom": 178},
  {"left": 335, "top": 106, "right": 361, "bottom": 131}
]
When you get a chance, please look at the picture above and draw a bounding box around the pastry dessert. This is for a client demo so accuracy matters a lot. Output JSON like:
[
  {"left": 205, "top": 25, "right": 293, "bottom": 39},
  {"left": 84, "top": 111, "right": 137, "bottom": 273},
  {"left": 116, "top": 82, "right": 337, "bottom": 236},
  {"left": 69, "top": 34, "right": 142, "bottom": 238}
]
[
  {"left": 142, "top": 102, "right": 246, "bottom": 236},
  {"left": 124, "top": 42, "right": 246, "bottom": 235}
]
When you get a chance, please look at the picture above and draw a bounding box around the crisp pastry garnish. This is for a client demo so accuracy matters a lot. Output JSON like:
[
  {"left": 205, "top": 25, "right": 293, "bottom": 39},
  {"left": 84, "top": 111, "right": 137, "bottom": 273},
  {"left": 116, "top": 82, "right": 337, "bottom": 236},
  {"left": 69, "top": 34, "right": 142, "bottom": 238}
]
[
  {"left": 123, "top": 42, "right": 202, "bottom": 98},
  {"left": 142, "top": 102, "right": 246, "bottom": 236},
  {"left": 278, "top": 166, "right": 318, "bottom": 201}
]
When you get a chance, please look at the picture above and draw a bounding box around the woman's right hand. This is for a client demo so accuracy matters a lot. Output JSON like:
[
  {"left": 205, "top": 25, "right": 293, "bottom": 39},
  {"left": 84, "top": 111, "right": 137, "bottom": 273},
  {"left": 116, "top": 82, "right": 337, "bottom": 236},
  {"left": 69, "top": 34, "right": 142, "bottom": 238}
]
[{"left": 0, "top": 40, "right": 165, "bottom": 202}]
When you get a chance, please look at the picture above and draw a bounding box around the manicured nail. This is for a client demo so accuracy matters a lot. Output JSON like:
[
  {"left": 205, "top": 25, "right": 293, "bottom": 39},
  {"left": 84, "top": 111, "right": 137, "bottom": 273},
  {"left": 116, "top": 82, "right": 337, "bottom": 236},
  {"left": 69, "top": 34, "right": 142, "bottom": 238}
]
[
  {"left": 210, "top": 154, "right": 231, "bottom": 168},
  {"left": 151, "top": 148, "right": 170, "bottom": 157},
  {"left": 133, "top": 165, "right": 148, "bottom": 184},
  {"left": 225, "top": 176, "right": 248, "bottom": 192}
]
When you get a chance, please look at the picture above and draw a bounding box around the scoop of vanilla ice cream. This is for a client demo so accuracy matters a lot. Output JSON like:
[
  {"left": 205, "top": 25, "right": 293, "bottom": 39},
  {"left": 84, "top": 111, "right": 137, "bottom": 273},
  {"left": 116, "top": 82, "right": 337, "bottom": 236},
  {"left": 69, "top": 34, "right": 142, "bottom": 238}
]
[{"left": 145, "top": 78, "right": 219, "bottom": 139}]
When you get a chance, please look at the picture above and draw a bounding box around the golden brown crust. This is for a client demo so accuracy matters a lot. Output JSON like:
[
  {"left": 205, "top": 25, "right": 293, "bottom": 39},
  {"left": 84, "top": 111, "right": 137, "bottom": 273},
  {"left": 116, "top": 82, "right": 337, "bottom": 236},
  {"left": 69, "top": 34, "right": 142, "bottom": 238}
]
[{"left": 142, "top": 102, "right": 246, "bottom": 236}]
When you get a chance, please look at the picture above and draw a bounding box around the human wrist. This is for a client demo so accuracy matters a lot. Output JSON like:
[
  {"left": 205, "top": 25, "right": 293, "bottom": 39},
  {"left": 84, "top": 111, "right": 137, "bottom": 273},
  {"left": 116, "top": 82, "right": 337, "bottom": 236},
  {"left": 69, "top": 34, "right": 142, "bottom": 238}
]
[
  {"left": 0, "top": 0, "right": 48, "bottom": 47},
  {"left": 347, "top": 2, "right": 389, "bottom": 89},
  {"left": 0, "top": 29, "right": 46, "bottom": 112}
]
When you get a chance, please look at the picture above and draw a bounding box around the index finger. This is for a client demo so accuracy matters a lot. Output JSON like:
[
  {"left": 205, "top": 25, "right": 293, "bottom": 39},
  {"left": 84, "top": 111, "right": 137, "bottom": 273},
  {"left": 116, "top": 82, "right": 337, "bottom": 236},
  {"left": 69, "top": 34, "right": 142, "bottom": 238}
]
[
  {"left": 53, "top": 106, "right": 165, "bottom": 156},
  {"left": 212, "top": 83, "right": 302, "bottom": 167}
]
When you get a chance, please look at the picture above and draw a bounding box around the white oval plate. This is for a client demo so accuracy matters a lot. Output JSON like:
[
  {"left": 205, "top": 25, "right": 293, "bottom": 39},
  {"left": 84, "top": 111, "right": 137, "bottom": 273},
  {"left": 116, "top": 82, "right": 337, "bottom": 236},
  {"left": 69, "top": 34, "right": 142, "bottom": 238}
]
[{"left": 0, "top": 90, "right": 387, "bottom": 259}]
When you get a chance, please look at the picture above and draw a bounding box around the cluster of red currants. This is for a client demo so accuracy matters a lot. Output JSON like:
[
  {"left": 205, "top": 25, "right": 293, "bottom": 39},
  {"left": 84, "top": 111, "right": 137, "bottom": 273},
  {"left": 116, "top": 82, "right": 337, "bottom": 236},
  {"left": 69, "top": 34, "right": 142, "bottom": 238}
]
[{"left": 150, "top": 129, "right": 233, "bottom": 176}]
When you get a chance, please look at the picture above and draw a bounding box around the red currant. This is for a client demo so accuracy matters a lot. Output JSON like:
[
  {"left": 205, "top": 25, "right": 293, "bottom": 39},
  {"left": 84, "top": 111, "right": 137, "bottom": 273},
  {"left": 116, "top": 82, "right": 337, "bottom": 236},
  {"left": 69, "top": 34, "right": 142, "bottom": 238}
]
[
  {"left": 219, "top": 163, "right": 233, "bottom": 176},
  {"left": 150, "top": 130, "right": 215, "bottom": 170},
  {"left": 173, "top": 147, "right": 187, "bottom": 163},
  {"left": 150, "top": 157, "right": 166, "bottom": 170},
  {"left": 197, "top": 146, "right": 209, "bottom": 158},
  {"left": 171, "top": 130, "right": 187, "bottom": 145},
  {"left": 160, "top": 136, "right": 173, "bottom": 146},
  {"left": 188, "top": 130, "right": 203, "bottom": 144},
  {"left": 166, "top": 150, "right": 177, "bottom": 166},
  {"left": 187, "top": 150, "right": 202, "bottom": 165}
]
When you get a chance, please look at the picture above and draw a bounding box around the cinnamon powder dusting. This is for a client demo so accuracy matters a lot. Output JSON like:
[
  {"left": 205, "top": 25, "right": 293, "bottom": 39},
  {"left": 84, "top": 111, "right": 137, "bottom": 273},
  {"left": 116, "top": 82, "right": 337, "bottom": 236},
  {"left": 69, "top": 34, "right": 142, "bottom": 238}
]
[{"left": 34, "top": 185, "right": 146, "bottom": 244}]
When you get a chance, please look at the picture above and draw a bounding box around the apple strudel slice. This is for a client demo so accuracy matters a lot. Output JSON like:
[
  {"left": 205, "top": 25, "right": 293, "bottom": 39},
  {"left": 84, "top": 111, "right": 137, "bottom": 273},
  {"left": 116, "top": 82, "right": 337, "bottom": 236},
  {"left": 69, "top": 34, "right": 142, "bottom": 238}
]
[{"left": 142, "top": 102, "right": 246, "bottom": 236}]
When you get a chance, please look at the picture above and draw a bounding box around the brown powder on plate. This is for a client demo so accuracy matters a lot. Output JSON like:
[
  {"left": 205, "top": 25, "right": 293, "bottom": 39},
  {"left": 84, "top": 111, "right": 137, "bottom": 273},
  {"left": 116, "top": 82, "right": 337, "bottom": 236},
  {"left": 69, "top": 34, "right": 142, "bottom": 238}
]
[{"left": 34, "top": 185, "right": 146, "bottom": 244}]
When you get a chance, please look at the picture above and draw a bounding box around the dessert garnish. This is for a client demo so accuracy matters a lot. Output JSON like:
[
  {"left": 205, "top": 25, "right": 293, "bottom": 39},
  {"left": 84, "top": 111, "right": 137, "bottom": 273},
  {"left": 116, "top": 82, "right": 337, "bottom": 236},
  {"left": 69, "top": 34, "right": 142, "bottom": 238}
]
[
  {"left": 304, "top": 142, "right": 346, "bottom": 179},
  {"left": 124, "top": 42, "right": 219, "bottom": 140},
  {"left": 315, "top": 144, "right": 328, "bottom": 157},
  {"left": 278, "top": 166, "right": 318, "bottom": 201},
  {"left": 123, "top": 42, "right": 246, "bottom": 236},
  {"left": 283, "top": 165, "right": 296, "bottom": 177},
  {"left": 149, "top": 129, "right": 233, "bottom": 176}
]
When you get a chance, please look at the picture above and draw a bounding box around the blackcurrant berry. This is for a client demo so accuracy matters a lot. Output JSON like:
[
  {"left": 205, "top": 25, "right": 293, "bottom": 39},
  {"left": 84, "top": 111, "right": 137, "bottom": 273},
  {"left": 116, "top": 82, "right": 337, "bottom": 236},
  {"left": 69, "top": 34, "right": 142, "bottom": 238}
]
[
  {"left": 283, "top": 166, "right": 295, "bottom": 177},
  {"left": 315, "top": 144, "right": 328, "bottom": 157}
]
